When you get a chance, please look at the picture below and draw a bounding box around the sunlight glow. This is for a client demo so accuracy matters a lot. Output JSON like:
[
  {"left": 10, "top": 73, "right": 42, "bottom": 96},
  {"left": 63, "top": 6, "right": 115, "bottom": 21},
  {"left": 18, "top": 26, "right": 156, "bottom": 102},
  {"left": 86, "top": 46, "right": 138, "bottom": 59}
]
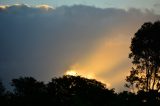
[
  {"left": 65, "top": 69, "right": 96, "bottom": 79},
  {"left": 86, "top": 73, "right": 95, "bottom": 79},
  {"left": 65, "top": 70, "right": 78, "bottom": 76},
  {"left": 36, "top": 5, "right": 54, "bottom": 10},
  {"left": 0, "top": 5, "right": 8, "bottom": 9},
  {"left": 65, "top": 33, "right": 131, "bottom": 90}
]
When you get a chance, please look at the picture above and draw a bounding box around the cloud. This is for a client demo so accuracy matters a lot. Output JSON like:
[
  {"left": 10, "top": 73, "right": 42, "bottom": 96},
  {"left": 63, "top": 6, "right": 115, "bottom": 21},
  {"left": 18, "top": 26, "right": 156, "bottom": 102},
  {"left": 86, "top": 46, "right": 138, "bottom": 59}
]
[
  {"left": 0, "top": 4, "right": 159, "bottom": 91},
  {"left": 154, "top": 3, "right": 160, "bottom": 8},
  {"left": 36, "top": 4, "right": 54, "bottom": 10}
]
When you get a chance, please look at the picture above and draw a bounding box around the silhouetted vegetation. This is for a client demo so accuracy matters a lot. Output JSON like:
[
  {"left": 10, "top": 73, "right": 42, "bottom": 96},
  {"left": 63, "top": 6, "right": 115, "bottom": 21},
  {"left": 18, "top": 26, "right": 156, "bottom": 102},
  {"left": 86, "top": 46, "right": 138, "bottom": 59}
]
[
  {"left": 0, "top": 75, "right": 160, "bottom": 106},
  {"left": 126, "top": 21, "right": 160, "bottom": 91},
  {"left": 1, "top": 21, "right": 160, "bottom": 105},
  {"left": 126, "top": 21, "right": 160, "bottom": 104},
  {"left": 0, "top": 75, "right": 116, "bottom": 106}
]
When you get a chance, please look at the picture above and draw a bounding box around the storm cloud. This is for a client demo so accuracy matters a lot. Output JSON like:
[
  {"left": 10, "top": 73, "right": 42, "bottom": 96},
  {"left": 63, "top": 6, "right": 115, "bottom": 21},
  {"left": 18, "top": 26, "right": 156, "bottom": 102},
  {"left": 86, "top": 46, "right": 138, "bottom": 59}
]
[{"left": 0, "top": 4, "right": 159, "bottom": 91}]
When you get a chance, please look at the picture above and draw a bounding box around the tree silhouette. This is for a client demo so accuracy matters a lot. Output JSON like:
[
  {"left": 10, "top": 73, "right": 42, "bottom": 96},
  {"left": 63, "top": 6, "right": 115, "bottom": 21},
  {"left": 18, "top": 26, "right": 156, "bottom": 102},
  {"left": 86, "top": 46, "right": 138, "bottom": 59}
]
[
  {"left": 0, "top": 80, "right": 6, "bottom": 106},
  {"left": 117, "top": 91, "right": 140, "bottom": 106},
  {"left": 126, "top": 21, "right": 160, "bottom": 92},
  {"left": 11, "top": 77, "right": 47, "bottom": 106},
  {"left": 47, "top": 75, "right": 116, "bottom": 106},
  {"left": 1, "top": 74, "right": 160, "bottom": 105},
  {"left": 0, "top": 80, "right": 5, "bottom": 96},
  {"left": 12, "top": 77, "right": 46, "bottom": 96},
  {"left": 6, "top": 75, "right": 117, "bottom": 106}
]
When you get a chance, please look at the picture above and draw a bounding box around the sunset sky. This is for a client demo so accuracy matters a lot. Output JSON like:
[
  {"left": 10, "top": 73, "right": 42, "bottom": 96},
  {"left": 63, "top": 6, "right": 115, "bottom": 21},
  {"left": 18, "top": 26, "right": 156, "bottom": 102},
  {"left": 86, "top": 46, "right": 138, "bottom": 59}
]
[{"left": 0, "top": 0, "right": 160, "bottom": 91}]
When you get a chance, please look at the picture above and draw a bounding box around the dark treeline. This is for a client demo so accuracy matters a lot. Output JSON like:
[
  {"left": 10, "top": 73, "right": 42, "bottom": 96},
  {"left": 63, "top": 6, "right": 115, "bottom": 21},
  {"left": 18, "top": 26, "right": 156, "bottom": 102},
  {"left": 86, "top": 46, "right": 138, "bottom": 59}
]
[{"left": 0, "top": 75, "right": 160, "bottom": 106}]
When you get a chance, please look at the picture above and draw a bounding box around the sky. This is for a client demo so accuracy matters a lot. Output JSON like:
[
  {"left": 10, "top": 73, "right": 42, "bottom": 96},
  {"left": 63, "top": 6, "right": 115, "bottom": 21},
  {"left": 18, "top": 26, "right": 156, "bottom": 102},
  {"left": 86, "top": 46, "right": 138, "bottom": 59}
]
[
  {"left": 0, "top": 0, "right": 160, "bottom": 14},
  {"left": 0, "top": 0, "right": 160, "bottom": 91}
]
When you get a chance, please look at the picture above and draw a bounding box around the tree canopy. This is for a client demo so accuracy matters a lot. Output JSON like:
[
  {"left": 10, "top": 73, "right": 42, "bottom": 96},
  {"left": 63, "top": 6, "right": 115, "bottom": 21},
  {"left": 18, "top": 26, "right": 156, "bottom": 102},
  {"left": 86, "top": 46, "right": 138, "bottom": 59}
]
[
  {"left": 0, "top": 75, "right": 160, "bottom": 105},
  {"left": 9, "top": 75, "right": 116, "bottom": 106},
  {"left": 126, "top": 21, "right": 160, "bottom": 92}
]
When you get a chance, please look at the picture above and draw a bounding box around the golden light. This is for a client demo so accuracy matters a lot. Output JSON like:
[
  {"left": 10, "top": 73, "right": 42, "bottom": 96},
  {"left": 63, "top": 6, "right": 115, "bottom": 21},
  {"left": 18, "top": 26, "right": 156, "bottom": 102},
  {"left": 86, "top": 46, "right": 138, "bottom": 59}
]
[
  {"left": 65, "top": 33, "right": 131, "bottom": 91},
  {"left": 36, "top": 5, "right": 54, "bottom": 10},
  {"left": 65, "top": 69, "right": 96, "bottom": 79},
  {"left": 65, "top": 70, "right": 77, "bottom": 76},
  {"left": 0, "top": 5, "right": 8, "bottom": 9},
  {"left": 65, "top": 69, "right": 112, "bottom": 88},
  {"left": 86, "top": 73, "right": 95, "bottom": 79}
]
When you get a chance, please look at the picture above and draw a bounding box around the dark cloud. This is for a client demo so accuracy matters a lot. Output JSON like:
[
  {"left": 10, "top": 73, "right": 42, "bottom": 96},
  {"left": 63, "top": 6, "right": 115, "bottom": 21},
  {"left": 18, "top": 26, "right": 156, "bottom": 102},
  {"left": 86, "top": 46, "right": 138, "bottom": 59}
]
[
  {"left": 154, "top": 3, "right": 160, "bottom": 8},
  {"left": 0, "top": 4, "right": 159, "bottom": 90},
  {"left": 153, "top": 3, "right": 160, "bottom": 14}
]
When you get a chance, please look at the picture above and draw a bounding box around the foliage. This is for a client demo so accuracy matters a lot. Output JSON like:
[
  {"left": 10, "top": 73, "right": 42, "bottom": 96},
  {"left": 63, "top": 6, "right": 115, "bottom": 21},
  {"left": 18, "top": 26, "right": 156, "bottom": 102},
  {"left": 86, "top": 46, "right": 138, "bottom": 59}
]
[
  {"left": 9, "top": 75, "right": 116, "bottom": 106},
  {"left": 0, "top": 75, "right": 160, "bottom": 105},
  {"left": 126, "top": 21, "right": 160, "bottom": 92}
]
